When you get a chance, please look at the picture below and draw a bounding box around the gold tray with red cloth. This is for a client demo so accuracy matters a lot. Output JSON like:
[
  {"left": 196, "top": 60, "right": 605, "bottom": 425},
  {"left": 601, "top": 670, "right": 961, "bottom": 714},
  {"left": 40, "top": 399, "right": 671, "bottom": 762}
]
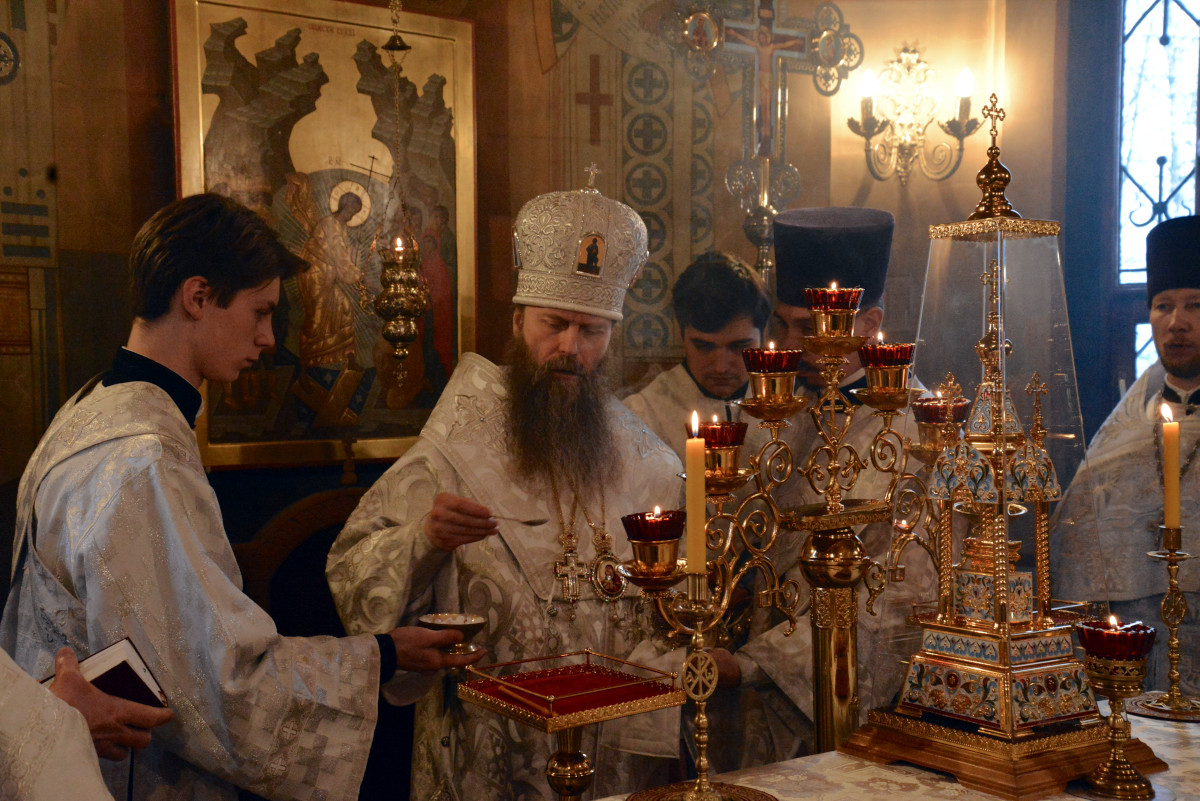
[{"left": 458, "top": 649, "right": 685, "bottom": 733}]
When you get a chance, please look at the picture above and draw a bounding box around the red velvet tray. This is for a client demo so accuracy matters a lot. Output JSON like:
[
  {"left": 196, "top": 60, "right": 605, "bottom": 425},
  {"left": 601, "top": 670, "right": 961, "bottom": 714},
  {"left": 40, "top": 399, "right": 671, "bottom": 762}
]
[{"left": 458, "top": 650, "right": 685, "bottom": 732}]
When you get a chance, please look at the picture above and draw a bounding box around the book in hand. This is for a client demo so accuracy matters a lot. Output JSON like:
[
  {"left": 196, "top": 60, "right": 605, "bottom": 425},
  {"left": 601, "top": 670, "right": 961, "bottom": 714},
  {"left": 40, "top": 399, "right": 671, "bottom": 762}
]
[{"left": 42, "top": 637, "right": 168, "bottom": 709}]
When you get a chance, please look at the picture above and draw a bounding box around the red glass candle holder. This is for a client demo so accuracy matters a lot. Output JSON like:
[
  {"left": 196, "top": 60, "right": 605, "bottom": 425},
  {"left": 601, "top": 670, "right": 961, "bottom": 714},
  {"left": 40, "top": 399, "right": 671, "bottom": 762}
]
[
  {"left": 1076, "top": 619, "right": 1157, "bottom": 660},
  {"left": 804, "top": 286, "right": 863, "bottom": 311},
  {"left": 695, "top": 421, "right": 748, "bottom": 448},
  {"left": 621, "top": 510, "right": 685, "bottom": 542},
  {"left": 742, "top": 347, "right": 802, "bottom": 373},
  {"left": 911, "top": 395, "right": 971, "bottom": 425},
  {"left": 859, "top": 342, "right": 915, "bottom": 367}
]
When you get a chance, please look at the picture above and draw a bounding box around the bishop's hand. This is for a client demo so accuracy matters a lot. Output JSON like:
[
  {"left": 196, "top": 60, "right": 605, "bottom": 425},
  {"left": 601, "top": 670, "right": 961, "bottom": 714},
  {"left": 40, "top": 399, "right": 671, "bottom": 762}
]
[
  {"left": 47, "top": 646, "right": 175, "bottom": 761},
  {"left": 425, "top": 492, "right": 500, "bottom": 551}
]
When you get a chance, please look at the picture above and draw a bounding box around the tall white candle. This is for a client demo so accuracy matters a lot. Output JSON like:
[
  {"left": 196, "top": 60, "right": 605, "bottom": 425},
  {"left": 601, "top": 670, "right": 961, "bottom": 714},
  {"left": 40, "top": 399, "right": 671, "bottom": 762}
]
[
  {"left": 1163, "top": 403, "right": 1180, "bottom": 528},
  {"left": 686, "top": 411, "right": 706, "bottom": 574}
]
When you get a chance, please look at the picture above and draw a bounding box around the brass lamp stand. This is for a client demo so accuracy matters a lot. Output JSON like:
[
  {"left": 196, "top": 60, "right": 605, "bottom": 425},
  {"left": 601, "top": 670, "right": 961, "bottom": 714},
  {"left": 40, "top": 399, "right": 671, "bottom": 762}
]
[
  {"left": 1128, "top": 525, "right": 1200, "bottom": 721},
  {"left": 1083, "top": 654, "right": 1158, "bottom": 799}
]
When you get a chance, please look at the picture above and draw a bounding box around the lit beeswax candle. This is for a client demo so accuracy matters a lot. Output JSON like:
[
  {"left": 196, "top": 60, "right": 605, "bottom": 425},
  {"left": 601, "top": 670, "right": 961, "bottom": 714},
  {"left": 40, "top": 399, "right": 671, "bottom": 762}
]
[
  {"left": 1163, "top": 403, "right": 1180, "bottom": 528},
  {"left": 686, "top": 411, "right": 706, "bottom": 574}
]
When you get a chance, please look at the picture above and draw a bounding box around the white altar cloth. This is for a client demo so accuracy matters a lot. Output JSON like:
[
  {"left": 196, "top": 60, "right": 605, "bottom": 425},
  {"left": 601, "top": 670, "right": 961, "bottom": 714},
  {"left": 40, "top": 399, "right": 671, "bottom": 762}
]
[{"left": 595, "top": 715, "right": 1199, "bottom": 800}]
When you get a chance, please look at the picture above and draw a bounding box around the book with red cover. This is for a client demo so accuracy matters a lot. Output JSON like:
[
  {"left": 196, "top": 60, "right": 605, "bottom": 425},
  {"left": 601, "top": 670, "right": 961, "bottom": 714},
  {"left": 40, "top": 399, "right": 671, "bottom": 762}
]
[{"left": 42, "top": 637, "right": 167, "bottom": 708}]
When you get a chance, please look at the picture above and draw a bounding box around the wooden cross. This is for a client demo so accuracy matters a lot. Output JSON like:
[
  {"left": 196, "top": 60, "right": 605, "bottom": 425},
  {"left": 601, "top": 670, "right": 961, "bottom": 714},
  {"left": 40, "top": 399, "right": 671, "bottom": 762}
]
[
  {"left": 554, "top": 550, "right": 589, "bottom": 604},
  {"left": 724, "top": 2, "right": 809, "bottom": 157},
  {"left": 982, "top": 93, "right": 1006, "bottom": 146},
  {"left": 574, "top": 54, "right": 613, "bottom": 146}
]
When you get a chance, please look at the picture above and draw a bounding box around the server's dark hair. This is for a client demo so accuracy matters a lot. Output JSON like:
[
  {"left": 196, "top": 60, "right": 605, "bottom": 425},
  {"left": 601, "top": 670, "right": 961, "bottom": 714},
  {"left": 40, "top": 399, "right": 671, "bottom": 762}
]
[
  {"left": 671, "top": 251, "right": 770, "bottom": 333},
  {"left": 129, "top": 193, "right": 307, "bottom": 320}
]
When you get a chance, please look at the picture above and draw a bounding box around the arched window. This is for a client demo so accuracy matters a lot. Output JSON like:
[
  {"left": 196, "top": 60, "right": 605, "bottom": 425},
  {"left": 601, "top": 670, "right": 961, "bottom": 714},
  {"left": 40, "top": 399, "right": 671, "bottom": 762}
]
[{"left": 1119, "top": 0, "right": 1199, "bottom": 379}]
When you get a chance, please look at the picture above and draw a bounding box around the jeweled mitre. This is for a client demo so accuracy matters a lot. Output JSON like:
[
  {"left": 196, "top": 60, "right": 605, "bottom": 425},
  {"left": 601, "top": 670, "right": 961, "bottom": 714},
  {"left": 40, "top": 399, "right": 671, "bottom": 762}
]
[{"left": 512, "top": 186, "right": 648, "bottom": 321}]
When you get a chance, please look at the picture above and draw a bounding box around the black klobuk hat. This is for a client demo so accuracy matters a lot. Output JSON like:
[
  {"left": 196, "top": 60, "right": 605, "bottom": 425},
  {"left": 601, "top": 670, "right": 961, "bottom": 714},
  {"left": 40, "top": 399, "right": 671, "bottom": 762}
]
[
  {"left": 772, "top": 207, "right": 894, "bottom": 308},
  {"left": 1146, "top": 215, "right": 1200, "bottom": 305}
]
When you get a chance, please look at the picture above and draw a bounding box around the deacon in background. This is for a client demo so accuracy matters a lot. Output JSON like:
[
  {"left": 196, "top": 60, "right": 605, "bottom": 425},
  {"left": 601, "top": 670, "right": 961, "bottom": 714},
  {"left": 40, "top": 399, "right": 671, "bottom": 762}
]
[
  {"left": 0, "top": 193, "right": 480, "bottom": 801},
  {"left": 771, "top": 207, "right": 937, "bottom": 718},
  {"left": 1053, "top": 214, "right": 1200, "bottom": 694},
  {"left": 623, "top": 250, "right": 771, "bottom": 459},
  {"left": 327, "top": 182, "right": 684, "bottom": 800}
]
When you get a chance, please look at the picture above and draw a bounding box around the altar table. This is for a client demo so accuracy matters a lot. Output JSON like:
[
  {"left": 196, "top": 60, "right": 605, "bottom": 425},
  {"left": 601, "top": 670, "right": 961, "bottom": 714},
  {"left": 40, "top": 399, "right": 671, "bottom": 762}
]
[{"left": 595, "top": 716, "right": 1199, "bottom": 801}]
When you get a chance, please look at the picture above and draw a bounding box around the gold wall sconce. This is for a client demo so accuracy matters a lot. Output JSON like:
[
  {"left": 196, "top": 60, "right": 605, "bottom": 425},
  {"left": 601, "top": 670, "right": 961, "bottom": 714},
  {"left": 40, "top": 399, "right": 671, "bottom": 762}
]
[{"left": 847, "top": 46, "right": 982, "bottom": 185}]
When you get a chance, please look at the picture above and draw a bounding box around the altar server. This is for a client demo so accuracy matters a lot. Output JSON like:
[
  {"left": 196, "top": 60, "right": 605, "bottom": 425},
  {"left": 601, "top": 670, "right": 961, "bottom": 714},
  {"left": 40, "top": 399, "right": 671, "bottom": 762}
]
[
  {"left": 1053, "top": 214, "right": 1200, "bottom": 694},
  {"left": 1, "top": 193, "right": 480, "bottom": 801}
]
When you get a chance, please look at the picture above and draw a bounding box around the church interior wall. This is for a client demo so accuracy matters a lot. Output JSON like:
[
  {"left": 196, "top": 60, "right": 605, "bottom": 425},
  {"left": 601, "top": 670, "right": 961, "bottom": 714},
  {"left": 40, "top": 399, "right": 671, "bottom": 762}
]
[{"left": 0, "top": 0, "right": 1114, "bottom": 571}]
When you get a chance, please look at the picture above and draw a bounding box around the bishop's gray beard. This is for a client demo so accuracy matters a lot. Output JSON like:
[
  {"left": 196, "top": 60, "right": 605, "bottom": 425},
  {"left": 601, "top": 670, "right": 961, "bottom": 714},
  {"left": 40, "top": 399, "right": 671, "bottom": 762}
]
[{"left": 503, "top": 339, "right": 621, "bottom": 491}]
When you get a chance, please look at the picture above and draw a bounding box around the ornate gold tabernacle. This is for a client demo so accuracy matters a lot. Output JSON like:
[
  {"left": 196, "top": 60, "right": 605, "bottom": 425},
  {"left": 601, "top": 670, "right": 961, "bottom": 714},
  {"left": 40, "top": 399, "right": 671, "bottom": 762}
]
[{"left": 841, "top": 99, "right": 1166, "bottom": 799}]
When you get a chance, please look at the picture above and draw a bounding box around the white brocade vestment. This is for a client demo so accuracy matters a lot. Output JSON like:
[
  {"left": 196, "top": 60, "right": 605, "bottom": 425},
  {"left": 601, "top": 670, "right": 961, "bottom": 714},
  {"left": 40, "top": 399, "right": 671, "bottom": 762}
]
[
  {"left": 327, "top": 353, "right": 685, "bottom": 801},
  {"left": 1052, "top": 362, "right": 1200, "bottom": 692},
  {"left": 0, "top": 650, "right": 113, "bottom": 801},
  {"left": 0, "top": 380, "right": 380, "bottom": 801}
]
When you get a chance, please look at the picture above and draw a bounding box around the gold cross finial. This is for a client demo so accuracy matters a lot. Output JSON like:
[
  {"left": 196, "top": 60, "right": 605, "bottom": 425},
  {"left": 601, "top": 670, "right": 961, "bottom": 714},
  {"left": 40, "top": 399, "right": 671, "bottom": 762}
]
[
  {"left": 1025, "top": 372, "right": 1048, "bottom": 401},
  {"left": 982, "top": 93, "right": 1005, "bottom": 146},
  {"left": 584, "top": 163, "right": 601, "bottom": 188},
  {"left": 979, "top": 259, "right": 1001, "bottom": 303}
]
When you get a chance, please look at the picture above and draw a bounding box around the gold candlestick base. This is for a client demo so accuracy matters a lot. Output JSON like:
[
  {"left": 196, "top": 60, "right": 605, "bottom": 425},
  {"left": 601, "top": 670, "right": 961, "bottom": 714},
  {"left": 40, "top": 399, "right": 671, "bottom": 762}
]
[
  {"left": 545, "top": 727, "right": 593, "bottom": 801},
  {"left": 626, "top": 781, "right": 778, "bottom": 801},
  {"left": 1128, "top": 526, "right": 1200, "bottom": 723},
  {"left": 1084, "top": 655, "right": 1155, "bottom": 800}
]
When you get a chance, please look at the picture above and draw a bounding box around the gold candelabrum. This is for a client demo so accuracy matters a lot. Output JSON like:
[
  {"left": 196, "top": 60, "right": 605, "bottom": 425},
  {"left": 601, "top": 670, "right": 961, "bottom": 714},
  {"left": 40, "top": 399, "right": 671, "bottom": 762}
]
[
  {"left": 1129, "top": 525, "right": 1200, "bottom": 720},
  {"left": 622, "top": 296, "right": 940, "bottom": 801}
]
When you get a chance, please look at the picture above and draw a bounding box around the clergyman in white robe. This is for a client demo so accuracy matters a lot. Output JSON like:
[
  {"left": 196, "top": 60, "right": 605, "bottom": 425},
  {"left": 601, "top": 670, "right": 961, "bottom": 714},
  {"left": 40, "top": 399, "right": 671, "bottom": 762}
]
[
  {"left": 1, "top": 378, "right": 381, "bottom": 801},
  {"left": 1052, "top": 361, "right": 1200, "bottom": 693},
  {"left": 327, "top": 353, "right": 685, "bottom": 801}
]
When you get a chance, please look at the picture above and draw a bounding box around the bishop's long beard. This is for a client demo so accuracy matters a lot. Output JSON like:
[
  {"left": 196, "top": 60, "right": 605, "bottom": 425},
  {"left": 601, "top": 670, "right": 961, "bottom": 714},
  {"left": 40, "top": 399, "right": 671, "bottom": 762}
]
[{"left": 504, "top": 339, "right": 620, "bottom": 491}]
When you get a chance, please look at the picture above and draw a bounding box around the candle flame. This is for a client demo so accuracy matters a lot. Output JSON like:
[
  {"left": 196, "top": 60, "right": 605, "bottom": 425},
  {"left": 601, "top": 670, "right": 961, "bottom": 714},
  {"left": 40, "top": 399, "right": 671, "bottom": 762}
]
[
  {"left": 712, "top": 414, "right": 719, "bottom": 423},
  {"left": 955, "top": 67, "right": 974, "bottom": 98},
  {"left": 394, "top": 236, "right": 404, "bottom": 251},
  {"left": 652, "top": 505, "right": 661, "bottom": 517},
  {"left": 830, "top": 281, "right": 838, "bottom": 290},
  {"left": 768, "top": 341, "right": 776, "bottom": 350},
  {"left": 1162, "top": 403, "right": 1174, "bottom": 423},
  {"left": 1109, "top": 614, "right": 1119, "bottom": 628},
  {"left": 877, "top": 331, "right": 884, "bottom": 343},
  {"left": 935, "top": 390, "right": 942, "bottom": 399},
  {"left": 691, "top": 410, "right": 700, "bottom": 437},
  {"left": 859, "top": 68, "right": 878, "bottom": 98}
]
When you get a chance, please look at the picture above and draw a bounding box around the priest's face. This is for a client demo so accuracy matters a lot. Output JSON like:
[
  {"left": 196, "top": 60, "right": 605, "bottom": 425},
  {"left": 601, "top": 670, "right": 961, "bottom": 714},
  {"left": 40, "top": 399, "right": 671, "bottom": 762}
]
[
  {"left": 1151, "top": 288, "right": 1200, "bottom": 388},
  {"left": 772, "top": 302, "right": 883, "bottom": 389},
  {"left": 505, "top": 310, "right": 619, "bottom": 489},
  {"left": 197, "top": 278, "right": 280, "bottom": 384},
  {"left": 512, "top": 306, "right": 614, "bottom": 377},
  {"left": 682, "top": 315, "right": 761, "bottom": 399}
]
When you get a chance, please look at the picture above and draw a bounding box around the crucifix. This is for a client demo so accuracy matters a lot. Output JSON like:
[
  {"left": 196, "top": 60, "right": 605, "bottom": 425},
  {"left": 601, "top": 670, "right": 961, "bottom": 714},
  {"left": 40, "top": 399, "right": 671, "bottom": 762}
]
[
  {"left": 720, "top": 1, "right": 862, "bottom": 280},
  {"left": 554, "top": 550, "right": 589, "bottom": 605},
  {"left": 723, "top": 4, "right": 808, "bottom": 159}
]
